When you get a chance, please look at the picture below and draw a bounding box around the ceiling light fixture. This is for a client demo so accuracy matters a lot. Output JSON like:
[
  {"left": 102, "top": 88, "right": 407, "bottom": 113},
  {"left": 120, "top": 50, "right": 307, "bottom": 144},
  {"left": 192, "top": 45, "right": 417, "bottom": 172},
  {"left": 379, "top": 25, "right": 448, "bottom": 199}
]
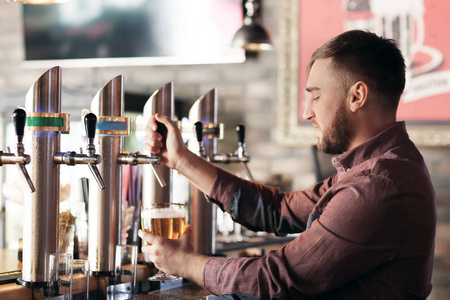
[{"left": 231, "top": 0, "right": 272, "bottom": 52}]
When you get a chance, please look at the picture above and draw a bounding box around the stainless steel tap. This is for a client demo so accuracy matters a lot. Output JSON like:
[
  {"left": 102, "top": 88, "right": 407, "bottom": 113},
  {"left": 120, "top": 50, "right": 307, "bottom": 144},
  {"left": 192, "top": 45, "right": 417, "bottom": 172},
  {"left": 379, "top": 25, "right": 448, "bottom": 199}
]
[
  {"left": 54, "top": 113, "right": 106, "bottom": 189},
  {"left": 211, "top": 124, "right": 254, "bottom": 181},
  {"left": 192, "top": 122, "right": 253, "bottom": 179},
  {"left": 0, "top": 107, "right": 35, "bottom": 192}
]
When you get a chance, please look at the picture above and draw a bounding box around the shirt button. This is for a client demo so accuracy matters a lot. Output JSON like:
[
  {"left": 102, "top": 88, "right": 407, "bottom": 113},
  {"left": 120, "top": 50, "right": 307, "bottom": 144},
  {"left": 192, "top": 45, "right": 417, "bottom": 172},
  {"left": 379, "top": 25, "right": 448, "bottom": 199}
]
[{"left": 346, "top": 168, "right": 351, "bottom": 172}]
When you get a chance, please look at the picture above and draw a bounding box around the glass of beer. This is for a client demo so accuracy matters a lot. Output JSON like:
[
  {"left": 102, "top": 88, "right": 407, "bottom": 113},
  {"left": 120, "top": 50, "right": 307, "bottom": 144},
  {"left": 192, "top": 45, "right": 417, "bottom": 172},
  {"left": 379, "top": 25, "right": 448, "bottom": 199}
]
[{"left": 141, "top": 203, "right": 186, "bottom": 281}]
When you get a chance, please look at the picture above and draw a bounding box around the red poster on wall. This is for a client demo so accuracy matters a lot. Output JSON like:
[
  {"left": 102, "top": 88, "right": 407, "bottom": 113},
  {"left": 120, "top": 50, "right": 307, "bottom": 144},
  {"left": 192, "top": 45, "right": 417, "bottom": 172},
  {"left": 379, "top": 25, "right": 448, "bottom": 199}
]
[{"left": 298, "top": 0, "right": 450, "bottom": 122}]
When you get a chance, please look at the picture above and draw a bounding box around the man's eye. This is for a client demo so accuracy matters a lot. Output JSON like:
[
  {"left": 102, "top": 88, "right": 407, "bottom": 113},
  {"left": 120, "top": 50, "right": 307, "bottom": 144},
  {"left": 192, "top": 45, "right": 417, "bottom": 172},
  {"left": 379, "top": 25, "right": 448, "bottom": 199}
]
[{"left": 313, "top": 96, "right": 319, "bottom": 101}]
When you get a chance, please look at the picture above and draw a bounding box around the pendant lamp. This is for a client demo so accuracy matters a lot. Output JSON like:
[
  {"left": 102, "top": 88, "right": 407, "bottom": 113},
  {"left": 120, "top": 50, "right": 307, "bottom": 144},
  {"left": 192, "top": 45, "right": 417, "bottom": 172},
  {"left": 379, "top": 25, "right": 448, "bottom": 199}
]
[{"left": 231, "top": 0, "right": 272, "bottom": 52}]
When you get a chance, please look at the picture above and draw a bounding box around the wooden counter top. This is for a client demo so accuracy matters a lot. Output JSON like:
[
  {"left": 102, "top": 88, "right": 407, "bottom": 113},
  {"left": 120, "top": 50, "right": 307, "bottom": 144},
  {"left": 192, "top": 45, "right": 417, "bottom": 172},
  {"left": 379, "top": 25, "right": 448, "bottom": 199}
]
[
  {"left": 0, "top": 264, "right": 152, "bottom": 299},
  {"left": 0, "top": 249, "right": 152, "bottom": 299}
]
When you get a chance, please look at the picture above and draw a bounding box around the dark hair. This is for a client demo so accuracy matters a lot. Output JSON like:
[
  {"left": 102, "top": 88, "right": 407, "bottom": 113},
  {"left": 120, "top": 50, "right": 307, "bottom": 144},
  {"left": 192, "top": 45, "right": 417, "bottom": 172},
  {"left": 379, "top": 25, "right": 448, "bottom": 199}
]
[{"left": 308, "top": 30, "right": 406, "bottom": 112}]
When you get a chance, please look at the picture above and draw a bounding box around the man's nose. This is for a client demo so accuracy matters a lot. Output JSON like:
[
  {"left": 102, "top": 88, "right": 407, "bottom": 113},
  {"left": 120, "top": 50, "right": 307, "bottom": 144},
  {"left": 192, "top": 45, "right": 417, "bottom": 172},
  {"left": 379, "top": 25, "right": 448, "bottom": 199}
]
[{"left": 303, "top": 99, "right": 314, "bottom": 121}]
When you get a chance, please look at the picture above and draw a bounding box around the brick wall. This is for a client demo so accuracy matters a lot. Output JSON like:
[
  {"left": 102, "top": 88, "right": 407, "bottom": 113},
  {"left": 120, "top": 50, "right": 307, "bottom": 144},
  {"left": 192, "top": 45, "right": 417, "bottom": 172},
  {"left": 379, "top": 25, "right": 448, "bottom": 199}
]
[{"left": 0, "top": 1, "right": 449, "bottom": 299}]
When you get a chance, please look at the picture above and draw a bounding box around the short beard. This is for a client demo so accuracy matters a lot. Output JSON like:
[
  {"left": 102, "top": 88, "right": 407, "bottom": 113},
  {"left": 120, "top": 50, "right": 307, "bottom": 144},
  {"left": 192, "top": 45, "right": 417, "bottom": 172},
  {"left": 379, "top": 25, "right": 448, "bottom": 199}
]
[{"left": 317, "top": 102, "right": 352, "bottom": 155}]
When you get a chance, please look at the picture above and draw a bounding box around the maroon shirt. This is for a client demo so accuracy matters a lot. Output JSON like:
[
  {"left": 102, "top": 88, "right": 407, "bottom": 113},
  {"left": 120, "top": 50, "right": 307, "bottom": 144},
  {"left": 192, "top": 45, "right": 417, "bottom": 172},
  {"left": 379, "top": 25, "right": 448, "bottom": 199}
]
[{"left": 203, "top": 122, "right": 436, "bottom": 299}]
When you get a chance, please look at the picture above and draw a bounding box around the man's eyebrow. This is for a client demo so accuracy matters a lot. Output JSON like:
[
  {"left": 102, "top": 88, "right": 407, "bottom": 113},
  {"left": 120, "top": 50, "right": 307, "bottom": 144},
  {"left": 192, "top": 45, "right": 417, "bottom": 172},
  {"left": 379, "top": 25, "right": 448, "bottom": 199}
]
[{"left": 305, "top": 87, "right": 320, "bottom": 92}]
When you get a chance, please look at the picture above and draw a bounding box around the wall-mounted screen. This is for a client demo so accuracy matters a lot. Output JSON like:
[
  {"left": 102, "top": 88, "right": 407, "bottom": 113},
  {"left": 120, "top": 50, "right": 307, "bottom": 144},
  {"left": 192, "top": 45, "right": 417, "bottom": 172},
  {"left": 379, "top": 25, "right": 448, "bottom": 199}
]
[{"left": 22, "top": 0, "right": 245, "bottom": 68}]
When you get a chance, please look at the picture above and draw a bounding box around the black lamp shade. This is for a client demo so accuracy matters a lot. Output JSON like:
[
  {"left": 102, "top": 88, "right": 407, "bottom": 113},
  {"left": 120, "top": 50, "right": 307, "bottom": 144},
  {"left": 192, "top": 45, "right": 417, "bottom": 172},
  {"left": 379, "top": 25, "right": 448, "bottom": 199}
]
[{"left": 231, "top": 23, "right": 272, "bottom": 51}]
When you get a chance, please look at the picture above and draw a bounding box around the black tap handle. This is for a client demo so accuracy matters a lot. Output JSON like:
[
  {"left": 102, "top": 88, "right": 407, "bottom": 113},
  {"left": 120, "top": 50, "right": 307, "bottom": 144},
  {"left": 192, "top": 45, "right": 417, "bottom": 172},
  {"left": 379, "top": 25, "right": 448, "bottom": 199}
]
[
  {"left": 236, "top": 124, "right": 245, "bottom": 144},
  {"left": 194, "top": 121, "right": 203, "bottom": 142},
  {"left": 155, "top": 120, "right": 167, "bottom": 141},
  {"left": 84, "top": 113, "right": 97, "bottom": 140},
  {"left": 12, "top": 107, "right": 26, "bottom": 144}
]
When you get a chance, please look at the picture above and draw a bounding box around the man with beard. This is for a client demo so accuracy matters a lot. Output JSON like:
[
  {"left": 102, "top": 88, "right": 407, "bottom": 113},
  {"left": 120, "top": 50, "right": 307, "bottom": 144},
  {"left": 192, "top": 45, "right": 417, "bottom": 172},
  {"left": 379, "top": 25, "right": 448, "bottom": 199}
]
[{"left": 139, "top": 30, "right": 436, "bottom": 299}]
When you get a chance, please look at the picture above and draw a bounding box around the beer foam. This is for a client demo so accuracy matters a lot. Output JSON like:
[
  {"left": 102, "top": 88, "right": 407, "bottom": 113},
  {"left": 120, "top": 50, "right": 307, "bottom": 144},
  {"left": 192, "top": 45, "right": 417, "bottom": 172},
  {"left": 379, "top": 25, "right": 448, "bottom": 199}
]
[{"left": 147, "top": 207, "right": 185, "bottom": 219}]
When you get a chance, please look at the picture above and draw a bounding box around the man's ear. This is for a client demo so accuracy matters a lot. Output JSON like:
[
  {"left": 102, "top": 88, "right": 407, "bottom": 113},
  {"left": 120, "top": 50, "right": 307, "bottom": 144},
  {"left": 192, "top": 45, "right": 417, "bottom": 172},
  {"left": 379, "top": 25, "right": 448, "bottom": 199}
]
[{"left": 348, "top": 81, "right": 369, "bottom": 112}]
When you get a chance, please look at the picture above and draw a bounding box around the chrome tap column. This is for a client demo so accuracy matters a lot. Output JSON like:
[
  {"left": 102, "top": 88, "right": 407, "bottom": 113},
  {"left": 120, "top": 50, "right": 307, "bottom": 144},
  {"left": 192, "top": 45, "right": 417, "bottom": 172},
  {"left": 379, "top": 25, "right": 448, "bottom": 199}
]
[
  {"left": 19, "top": 67, "right": 69, "bottom": 286},
  {"left": 188, "top": 88, "right": 219, "bottom": 255},
  {"left": 188, "top": 89, "right": 254, "bottom": 254},
  {"left": 142, "top": 82, "right": 174, "bottom": 206},
  {"left": 17, "top": 67, "right": 105, "bottom": 294},
  {"left": 89, "top": 77, "right": 166, "bottom": 296},
  {"left": 89, "top": 75, "right": 128, "bottom": 275}
]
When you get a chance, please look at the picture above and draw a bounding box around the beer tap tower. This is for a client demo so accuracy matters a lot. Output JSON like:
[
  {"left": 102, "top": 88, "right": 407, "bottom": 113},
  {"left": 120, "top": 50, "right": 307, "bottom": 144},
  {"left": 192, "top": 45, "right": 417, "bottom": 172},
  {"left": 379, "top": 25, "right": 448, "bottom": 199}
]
[
  {"left": 142, "top": 82, "right": 174, "bottom": 207},
  {"left": 189, "top": 88, "right": 254, "bottom": 255},
  {"left": 88, "top": 76, "right": 168, "bottom": 297},
  {"left": 188, "top": 88, "right": 221, "bottom": 255},
  {"left": 17, "top": 67, "right": 105, "bottom": 298}
]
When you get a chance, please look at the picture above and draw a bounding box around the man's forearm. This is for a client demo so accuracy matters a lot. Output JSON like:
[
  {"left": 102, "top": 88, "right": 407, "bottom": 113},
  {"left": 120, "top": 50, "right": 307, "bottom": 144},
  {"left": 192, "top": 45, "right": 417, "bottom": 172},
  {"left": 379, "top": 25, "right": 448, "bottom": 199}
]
[
  {"left": 175, "top": 149, "right": 218, "bottom": 195},
  {"left": 179, "top": 252, "right": 210, "bottom": 287}
]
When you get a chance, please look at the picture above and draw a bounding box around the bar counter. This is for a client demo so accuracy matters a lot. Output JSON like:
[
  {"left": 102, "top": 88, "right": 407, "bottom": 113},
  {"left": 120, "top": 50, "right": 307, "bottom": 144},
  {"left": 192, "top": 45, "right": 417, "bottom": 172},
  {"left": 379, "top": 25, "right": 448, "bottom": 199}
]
[
  {"left": 0, "top": 248, "right": 153, "bottom": 299},
  {"left": 0, "top": 234, "right": 294, "bottom": 299},
  {"left": 0, "top": 249, "right": 213, "bottom": 299}
]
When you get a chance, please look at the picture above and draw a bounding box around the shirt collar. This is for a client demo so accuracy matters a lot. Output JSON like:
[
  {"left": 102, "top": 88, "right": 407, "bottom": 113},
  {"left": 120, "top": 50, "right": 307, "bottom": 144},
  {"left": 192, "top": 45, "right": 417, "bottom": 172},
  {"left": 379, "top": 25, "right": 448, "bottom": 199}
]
[{"left": 332, "top": 121, "right": 409, "bottom": 173}]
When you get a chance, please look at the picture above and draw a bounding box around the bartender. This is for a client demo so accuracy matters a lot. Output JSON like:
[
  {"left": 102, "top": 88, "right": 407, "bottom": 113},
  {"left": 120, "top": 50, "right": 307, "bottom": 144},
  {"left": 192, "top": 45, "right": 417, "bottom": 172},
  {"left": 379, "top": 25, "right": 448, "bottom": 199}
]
[{"left": 139, "top": 30, "right": 436, "bottom": 299}]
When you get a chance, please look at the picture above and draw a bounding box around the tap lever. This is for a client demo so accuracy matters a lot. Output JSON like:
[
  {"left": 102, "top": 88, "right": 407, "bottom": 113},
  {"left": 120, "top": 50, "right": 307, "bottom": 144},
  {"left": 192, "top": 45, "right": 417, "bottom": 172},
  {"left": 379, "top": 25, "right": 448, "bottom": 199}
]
[
  {"left": 148, "top": 120, "right": 167, "bottom": 187},
  {"left": 236, "top": 124, "right": 247, "bottom": 157},
  {"left": 236, "top": 124, "right": 254, "bottom": 181},
  {"left": 194, "top": 121, "right": 203, "bottom": 142},
  {"left": 236, "top": 124, "right": 245, "bottom": 145},
  {"left": 11, "top": 107, "right": 35, "bottom": 192},
  {"left": 84, "top": 113, "right": 105, "bottom": 189},
  {"left": 194, "top": 121, "right": 206, "bottom": 157},
  {"left": 155, "top": 120, "right": 167, "bottom": 141},
  {"left": 84, "top": 113, "right": 97, "bottom": 156},
  {"left": 13, "top": 107, "right": 26, "bottom": 146}
]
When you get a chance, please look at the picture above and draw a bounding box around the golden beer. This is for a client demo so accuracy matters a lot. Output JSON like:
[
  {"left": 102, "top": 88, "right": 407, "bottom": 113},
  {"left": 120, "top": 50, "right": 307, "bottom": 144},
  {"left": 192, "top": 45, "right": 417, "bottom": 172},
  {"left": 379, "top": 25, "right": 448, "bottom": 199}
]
[
  {"left": 141, "top": 203, "right": 186, "bottom": 239},
  {"left": 142, "top": 216, "right": 186, "bottom": 239}
]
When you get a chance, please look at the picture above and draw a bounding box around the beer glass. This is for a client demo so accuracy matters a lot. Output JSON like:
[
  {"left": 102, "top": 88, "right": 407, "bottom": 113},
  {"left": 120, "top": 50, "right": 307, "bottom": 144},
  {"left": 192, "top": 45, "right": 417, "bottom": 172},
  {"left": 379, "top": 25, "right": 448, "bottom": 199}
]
[
  {"left": 141, "top": 203, "right": 186, "bottom": 281},
  {"left": 48, "top": 253, "right": 73, "bottom": 299}
]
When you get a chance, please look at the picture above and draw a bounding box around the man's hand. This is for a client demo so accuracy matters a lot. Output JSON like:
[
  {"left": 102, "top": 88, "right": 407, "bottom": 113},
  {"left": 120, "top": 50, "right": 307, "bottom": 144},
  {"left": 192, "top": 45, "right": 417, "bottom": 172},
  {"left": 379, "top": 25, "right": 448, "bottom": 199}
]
[
  {"left": 143, "top": 113, "right": 188, "bottom": 171},
  {"left": 143, "top": 114, "right": 218, "bottom": 195},
  {"left": 138, "top": 226, "right": 208, "bottom": 286},
  {"left": 139, "top": 225, "right": 193, "bottom": 276}
]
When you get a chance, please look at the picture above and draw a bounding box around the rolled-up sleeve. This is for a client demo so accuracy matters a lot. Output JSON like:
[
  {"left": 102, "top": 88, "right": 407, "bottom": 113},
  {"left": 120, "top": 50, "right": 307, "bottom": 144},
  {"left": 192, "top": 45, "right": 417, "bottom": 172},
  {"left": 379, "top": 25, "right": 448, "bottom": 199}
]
[{"left": 207, "top": 169, "right": 324, "bottom": 235}]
